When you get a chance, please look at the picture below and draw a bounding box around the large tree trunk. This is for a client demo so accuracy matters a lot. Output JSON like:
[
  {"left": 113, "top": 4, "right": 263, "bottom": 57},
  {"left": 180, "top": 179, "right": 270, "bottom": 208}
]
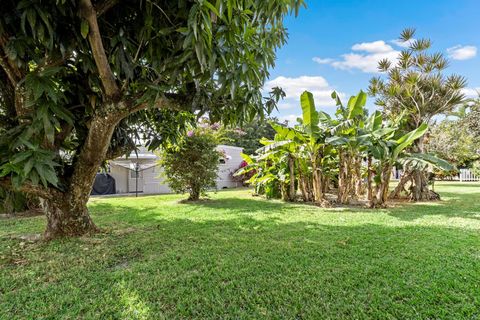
[
  {"left": 391, "top": 136, "right": 440, "bottom": 201},
  {"left": 42, "top": 109, "right": 123, "bottom": 238},
  {"left": 40, "top": 195, "right": 98, "bottom": 239},
  {"left": 410, "top": 169, "right": 440, "bottom": 201},
  {"left": 390, "top": 169, "right": 440, "bottom": 201}
]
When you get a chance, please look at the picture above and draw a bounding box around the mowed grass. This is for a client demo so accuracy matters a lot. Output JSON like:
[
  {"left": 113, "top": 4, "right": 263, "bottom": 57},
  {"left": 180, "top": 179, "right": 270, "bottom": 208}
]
[{"left": 1, "top": 182, "right": 480, "bottom": 319}]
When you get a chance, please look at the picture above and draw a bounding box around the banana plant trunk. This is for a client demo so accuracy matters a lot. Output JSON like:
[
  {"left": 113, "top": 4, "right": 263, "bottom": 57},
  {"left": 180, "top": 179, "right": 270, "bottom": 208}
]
[
  {"left": 337, "top": 150, "right": 351, "bottom": 204},
  {"left": 367, "top": 156, "right": 373, "bottom": 202},
  {"left": 288, "top": 154, "right": 296, "bottom": 201},
  {"left": 369, "top": 163, "right": 392, "bottom": 208},
  {"left": 353, "top": 156, "right": 363, "bottom": 198},
  {"left": 311, "top": 154, "right": 324, "bottom": 204}
]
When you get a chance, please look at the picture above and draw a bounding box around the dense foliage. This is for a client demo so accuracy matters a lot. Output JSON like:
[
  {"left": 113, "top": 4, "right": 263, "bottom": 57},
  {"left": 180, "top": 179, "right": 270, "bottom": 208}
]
[
  {"left": 0, "top": 0, "right": 302, "bottom": 238},
  {"left": 160, "top": 128, "right": 221, "bottom": 201},
  {"left": 223, "top": 117, "right": 278, "bottom": 155},
  {"left": 464, "top": 99, "right": 480, "bottom": 138},
  {"left": 426, "top": 119, "right": 480, "bottom": 168},
  {"left": 237, "top": 90, "right": 452, "bottom": 207}
]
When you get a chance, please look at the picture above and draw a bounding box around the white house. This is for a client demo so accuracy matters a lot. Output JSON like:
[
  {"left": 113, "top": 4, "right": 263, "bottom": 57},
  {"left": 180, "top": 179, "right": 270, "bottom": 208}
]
[{"left": 107, "top": 145, "right": 244, "bottom": 194}]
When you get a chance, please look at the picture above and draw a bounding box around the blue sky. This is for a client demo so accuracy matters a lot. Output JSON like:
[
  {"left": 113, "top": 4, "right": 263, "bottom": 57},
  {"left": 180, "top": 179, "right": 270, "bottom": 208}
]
[{"left": 266, "top": 0, "right": 480, "bottom": 123}]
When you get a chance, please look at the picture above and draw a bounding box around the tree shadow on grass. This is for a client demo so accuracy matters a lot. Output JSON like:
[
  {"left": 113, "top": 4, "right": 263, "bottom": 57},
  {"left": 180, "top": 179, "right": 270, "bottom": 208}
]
[
  {"left": 385, "top": 189, "right": 480, "bottom": 222},
  {"left": 1, "top": 213, "right": 479, "bottom": 319}
]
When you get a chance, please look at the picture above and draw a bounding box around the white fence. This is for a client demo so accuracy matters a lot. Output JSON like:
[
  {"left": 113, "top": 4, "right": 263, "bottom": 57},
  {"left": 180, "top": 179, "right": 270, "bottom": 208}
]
[
  {"left": 458, "top": 169, "right": 480, "bottom": 182},
  {"left": 392, "top": 168, "right": 480, "bottom": 182}
]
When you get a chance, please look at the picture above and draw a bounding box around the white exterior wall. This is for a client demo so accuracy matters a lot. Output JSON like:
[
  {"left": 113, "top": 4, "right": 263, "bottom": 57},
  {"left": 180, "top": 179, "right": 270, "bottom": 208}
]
[
  {"left": 109, "top": 145, "right": 243, "bottom": 194},
  {"left": 216, "top": 145, "right": 244, "bottom": 189},
  {"left": 110, "top": 165, "right": 128, "bottom": 193},
  {"left": 142, "top": 166, "right": 172, "bottom": 194}
]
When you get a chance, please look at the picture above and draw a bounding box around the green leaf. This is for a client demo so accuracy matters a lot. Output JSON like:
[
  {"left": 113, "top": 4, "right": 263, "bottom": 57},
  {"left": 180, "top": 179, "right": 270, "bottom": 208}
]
[
  {"left": 366, "top": 111, "right": 383, "bottom": 131},
  {"left": 404, "top": 153, "right": 454, "bottom": 171},
  {"left": 240, "top": 153, "right": 253, "bottom": 164},
  {"left": 81, "top": 20, "right": 89, "bottom": 39},
  {"left": 347, "top": 91, "right": 367, "bottom": 119},
  {"left": 393, "top": 123, "right": 428, "bottom": 159},
  {"left": 325, "top": 136, "right": 349, "bottom": 146},
  {"left": 203, "top": 1, "right": 220, "bottom": 17},
  {"left": 300, "top": 91, "right": 319, "bottom": 136}
]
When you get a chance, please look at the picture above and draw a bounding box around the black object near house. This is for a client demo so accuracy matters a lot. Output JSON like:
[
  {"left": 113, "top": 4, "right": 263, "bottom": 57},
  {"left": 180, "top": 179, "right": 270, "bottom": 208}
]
[{"left": 91, "top": 173, "right": 116, "bottom": 195}]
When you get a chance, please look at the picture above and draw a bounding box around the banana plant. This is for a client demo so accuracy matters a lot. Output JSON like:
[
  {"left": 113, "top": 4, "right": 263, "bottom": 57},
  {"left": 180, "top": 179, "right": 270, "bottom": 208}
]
[
  {"left": 359, "top": 112, "right": 451, "bottom": 207},
  {"left": 296, "top": 91, "right": 332, "bottom": 204},
  {"left": 326, "top": 91, "right": 369, "bottom": 203}
]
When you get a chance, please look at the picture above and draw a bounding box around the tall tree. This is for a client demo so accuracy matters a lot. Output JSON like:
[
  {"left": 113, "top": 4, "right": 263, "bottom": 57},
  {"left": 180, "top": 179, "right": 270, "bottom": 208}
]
[
  {"left": 426, "top": 119, "right": 480, "bottom": 168},
  {"left": 223, "top": 116, "right": 279, "bottom": 155},
  {"left": 369, "top": 28, "right": 466, "bottom": 201},
  {"left": 0, "top": 0, "right": 303, "bottom": 238}
]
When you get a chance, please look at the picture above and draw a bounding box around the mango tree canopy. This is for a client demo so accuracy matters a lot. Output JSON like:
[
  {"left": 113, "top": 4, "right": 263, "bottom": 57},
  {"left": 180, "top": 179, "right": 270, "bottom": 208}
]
[{"left": 0, "top": 0, "right": 303, "bottom": 238}]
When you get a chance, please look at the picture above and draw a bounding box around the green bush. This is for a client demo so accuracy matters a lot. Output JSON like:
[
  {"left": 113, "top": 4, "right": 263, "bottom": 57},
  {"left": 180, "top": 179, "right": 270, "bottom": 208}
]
[
  {"left": 159, "top": 128, "right": 221, "bottom": 200},
  {"left": 471, "top": 161, "right": 480, "bottom": 177},
  {"left": 0, "top": 189, "right": 29, "bottom": 214}
]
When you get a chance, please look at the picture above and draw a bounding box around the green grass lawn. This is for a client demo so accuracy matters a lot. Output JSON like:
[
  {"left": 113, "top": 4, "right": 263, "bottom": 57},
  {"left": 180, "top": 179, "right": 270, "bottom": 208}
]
[{"left": 1, "top": 182, "right": 479, "bottom": 319}]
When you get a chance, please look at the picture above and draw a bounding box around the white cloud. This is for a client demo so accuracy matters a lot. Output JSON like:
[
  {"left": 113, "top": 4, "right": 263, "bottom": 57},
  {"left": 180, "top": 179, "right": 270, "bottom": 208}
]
[
  {"left": 312, "top": 57, "right": 334, "bottom": 64},
  {"left": 312, "top": 40, "right": 400, "bottom": 73},
  {"left": 351, "top": 40, "right": 394, "bottom": 53},
  {"left": 461, "top": 87, "right": 480, "bottom": 98},
  {"left": 264, "top": 75, "right": 345, "bottom": 108},
  {"left": 279, "top": 114, "right": 300, "bottom": 125},
  {"left": 390, "top": 38, "right": 415, "bottom": 48},
  {"left": 447, "top": 45, "right": 477, "bottom": 60}
]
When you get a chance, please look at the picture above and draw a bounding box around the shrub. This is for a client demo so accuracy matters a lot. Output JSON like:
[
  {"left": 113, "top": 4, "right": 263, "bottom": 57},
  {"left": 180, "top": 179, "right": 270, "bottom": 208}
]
[
  {"left": 0, "top": 189, "right": 39, "bottom": 214},
  {"left": 159, "top": 129, "right": 221, "bottom": 200},
  {"left": 471, "top": 161, "right": 480, "bottom": 177}
]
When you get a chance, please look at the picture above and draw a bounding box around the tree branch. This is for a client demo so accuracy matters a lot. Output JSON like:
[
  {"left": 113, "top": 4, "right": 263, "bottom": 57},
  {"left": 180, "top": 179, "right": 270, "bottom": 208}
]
[
  {"left": 79, "top": 0, "right": 120, "bottom": 101},
  {"left": 94, "top": 0, "right": 119, "bottom": 16},
  {"left": 0, "top": 178, "right": 60, "bottom": 200}
]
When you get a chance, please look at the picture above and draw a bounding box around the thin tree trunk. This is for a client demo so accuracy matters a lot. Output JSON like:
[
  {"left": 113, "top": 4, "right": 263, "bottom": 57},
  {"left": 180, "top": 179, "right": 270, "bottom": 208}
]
[
  {"left": 189, "top": 186, "right": 200, "bottom": 201},
  {"left": 288, "top": 154, "right": 295, "bottom": 202},
  {"left": 298, "top": 172, "right": 307, "bottom": 202},
  {"left": 367, "top": 156, "right": 373, "bottom": 202}
]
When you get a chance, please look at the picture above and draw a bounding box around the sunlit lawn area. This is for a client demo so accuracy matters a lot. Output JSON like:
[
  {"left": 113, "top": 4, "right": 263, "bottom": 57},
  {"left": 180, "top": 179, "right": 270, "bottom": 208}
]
[{"left": 1, "top": 182, "right": 479, "bottom": 319}]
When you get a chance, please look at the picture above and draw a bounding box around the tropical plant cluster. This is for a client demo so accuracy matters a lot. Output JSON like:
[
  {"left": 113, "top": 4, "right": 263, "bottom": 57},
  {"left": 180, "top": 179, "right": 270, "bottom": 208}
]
[{"left": 237, "top": 91, "right": 452, "bottom": 208}]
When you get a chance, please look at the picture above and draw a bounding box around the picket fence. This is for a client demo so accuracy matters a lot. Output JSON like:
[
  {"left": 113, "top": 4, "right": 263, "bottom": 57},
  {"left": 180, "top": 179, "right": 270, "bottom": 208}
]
[
  {"left": 458, "top": 169, "right": 480, "bottom": 182},
  {"left": 392, "top": 168, "right": 480, "bottom": 182}
]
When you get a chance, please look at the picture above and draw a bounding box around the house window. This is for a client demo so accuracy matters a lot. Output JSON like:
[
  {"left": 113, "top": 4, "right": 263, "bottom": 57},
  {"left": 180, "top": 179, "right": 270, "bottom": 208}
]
[{"left": 219, "top": 158, "right": 226, "bottom": 164}]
